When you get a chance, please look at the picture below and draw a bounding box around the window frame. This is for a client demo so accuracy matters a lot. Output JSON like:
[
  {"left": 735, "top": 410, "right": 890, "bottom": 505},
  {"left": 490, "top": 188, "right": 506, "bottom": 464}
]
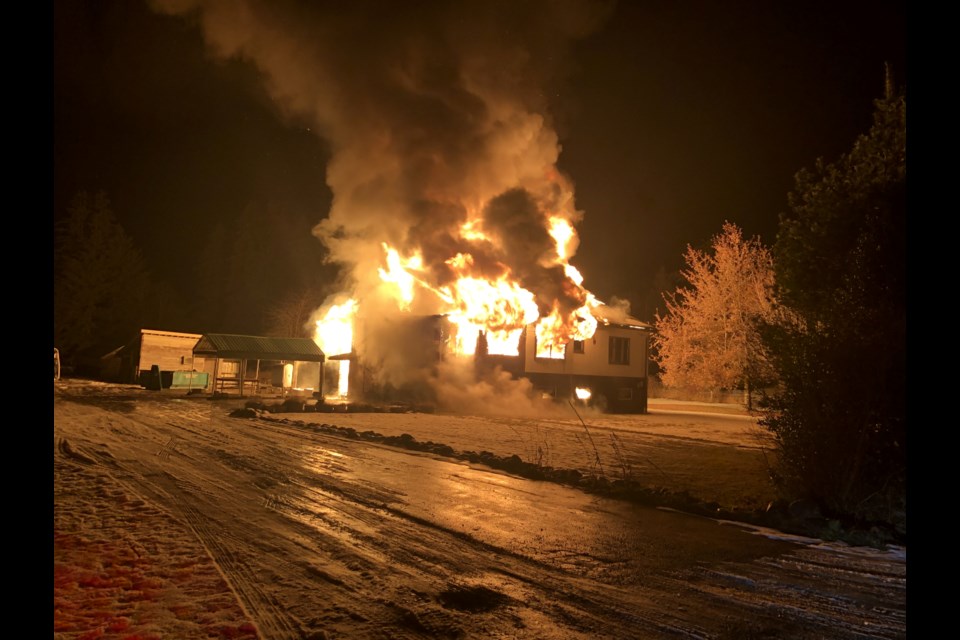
[{"left": 608, "top": 336, "right": 631, "bottom": 365}]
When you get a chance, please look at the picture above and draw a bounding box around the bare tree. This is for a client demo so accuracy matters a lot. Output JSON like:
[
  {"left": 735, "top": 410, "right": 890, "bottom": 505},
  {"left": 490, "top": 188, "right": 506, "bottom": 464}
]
[
  {"left": 653, "top": 222, "right": 782, "bottom": 408},
  {"left": 264, "top": 287, "right": 324, "bottom": 338}
]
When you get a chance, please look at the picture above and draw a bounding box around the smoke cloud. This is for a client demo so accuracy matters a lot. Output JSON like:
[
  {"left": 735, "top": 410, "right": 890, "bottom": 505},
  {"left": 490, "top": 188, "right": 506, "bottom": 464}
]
[
  {"left": 431, "top": 359, "right": 591, "bottom": 419},
  {"left": 152, "top": 0, "right": 615, "bottom": 393}
]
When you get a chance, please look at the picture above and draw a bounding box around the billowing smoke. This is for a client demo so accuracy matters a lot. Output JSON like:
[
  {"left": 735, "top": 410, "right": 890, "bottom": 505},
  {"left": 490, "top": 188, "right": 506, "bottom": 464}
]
[
  {"left": 153, "top": 0, "right": 614, "bottom": 404},
  {"left": 431, "top": 359, "right": 596, "bottom": 419}
]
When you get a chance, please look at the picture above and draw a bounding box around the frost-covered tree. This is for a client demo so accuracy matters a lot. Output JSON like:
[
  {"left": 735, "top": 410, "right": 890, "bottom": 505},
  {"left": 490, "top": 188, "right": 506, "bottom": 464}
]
[{"left": 653, "top": 222, "right": 782, "bottom": 407}]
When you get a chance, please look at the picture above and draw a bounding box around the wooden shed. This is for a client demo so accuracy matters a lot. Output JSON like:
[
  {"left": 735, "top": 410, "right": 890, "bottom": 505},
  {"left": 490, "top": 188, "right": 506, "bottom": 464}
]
[
  {"left": 101, "top": 329, "right": 204, "bottom": 386},
  {"left": 192, "top": 333, "right": 326, "bottom": 397}
]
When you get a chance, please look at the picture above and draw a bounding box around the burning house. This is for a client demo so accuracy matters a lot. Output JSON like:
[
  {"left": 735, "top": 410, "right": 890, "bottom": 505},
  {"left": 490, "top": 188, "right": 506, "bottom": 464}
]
[
  {"left": 316, "top": 304, "right": 652, "bottom": 414},
  {"left": 510, "top": 307, "right": 652, "bottom": 413},
  {"left": 160, "top": 1, "right": 649, "bottom": 412}
]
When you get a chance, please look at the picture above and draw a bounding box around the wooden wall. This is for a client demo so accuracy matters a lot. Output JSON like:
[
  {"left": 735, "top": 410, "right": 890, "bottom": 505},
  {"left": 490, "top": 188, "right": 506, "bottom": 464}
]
[{"left": 136, "top": 332, "right": 203, "bottom": 376}]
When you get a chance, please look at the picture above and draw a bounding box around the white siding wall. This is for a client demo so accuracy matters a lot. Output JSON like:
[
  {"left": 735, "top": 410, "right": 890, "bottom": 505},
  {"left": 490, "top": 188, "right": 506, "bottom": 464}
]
[{"left": 522, "top": 325, "right": 647, "bottom": 378}]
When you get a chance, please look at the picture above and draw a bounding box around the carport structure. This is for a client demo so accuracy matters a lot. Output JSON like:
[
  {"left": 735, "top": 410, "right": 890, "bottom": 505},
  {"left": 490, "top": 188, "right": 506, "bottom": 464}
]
[{"left": 192, "top": 333, "right": 325, "bottom": 397}]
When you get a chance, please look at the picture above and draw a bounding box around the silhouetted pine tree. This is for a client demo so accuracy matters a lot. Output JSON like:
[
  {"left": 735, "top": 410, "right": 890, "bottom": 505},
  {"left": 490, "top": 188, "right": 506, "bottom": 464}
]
[{"left": 759, "top": 85, "right": 906, "bottom": 529}]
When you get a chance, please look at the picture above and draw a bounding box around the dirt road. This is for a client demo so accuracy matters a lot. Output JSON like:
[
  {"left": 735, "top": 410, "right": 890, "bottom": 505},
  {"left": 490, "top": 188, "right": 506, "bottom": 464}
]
[{"left": 54, "top": 384, "right": 906, "bottom": 639}]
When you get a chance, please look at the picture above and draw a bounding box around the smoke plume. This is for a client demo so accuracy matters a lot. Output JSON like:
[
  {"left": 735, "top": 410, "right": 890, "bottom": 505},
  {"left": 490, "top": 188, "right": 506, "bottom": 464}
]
[{"left": 153, "top": 0, "right": 614, "bottom": 391}]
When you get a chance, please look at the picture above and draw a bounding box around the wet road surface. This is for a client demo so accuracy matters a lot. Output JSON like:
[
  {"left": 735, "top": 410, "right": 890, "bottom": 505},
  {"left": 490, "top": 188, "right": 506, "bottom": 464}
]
[{"left": 54, "top": 391, "right": 906, "bottom": 639}]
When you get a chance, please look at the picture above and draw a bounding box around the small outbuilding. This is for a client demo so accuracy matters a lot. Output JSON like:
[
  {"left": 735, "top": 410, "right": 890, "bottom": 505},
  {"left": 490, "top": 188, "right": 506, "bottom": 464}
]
[
  {"left": 101, "top": 329, "right": 204, "bottom": 386},
  {"left": 192, "top": 333, "right": 326, "bottom": 397}
]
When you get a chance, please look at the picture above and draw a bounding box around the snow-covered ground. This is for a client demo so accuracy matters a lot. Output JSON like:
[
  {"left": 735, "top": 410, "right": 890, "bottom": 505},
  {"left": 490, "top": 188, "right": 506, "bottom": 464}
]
[
  {"left": 270, "top": 399, "right": 778, "bottom": 512},
  {"left": 54, "top": 379, "right": 906, "bottom": 639}
]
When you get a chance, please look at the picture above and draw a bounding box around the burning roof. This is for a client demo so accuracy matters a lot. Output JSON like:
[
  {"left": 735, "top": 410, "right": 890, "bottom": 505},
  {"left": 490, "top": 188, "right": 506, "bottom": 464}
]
[{"left": 589, "top": 304, "right": 654, "bottom": 331}]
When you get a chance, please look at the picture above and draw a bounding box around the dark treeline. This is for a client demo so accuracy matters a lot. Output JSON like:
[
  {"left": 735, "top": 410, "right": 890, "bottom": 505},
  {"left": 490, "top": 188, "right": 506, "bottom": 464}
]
[{"left": 53, "top": 192, "right": 339, "bottom": 373}]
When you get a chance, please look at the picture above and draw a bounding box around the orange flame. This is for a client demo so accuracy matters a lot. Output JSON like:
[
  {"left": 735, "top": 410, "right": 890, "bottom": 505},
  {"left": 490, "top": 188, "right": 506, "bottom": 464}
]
[
  {"left": 313, "top": 298, "right": 357, "bottom": 399},
  {"left": 368, "top": 184, "right": 602, "bottom": 365},
  {"left": 444, "top": 275, "right": 539, "bottom": 355},
  {"left": 374, "top": 231, "right": 601, "bottom": 360},
  {"left": 378, "top": 243, "right": 423, "bottom": 310},
  {"left": 548, "top": 216, "right": 576, "bottom": 261}
]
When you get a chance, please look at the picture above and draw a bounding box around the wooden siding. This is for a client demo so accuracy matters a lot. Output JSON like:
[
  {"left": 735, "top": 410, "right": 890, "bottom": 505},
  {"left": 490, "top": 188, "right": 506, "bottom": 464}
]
[{"left": 136, "top": 331, "right": 202, "bottom": 375}]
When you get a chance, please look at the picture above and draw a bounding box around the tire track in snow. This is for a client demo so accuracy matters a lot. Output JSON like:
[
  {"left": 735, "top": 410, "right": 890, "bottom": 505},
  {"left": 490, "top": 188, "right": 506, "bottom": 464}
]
[{"left": 151, "top": 470, "right": 306, "bottom": 640}]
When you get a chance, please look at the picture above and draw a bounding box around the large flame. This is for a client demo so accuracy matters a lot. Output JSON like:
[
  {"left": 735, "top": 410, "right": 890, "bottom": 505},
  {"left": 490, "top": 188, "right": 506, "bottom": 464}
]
[
  {"left": 313, "top": 194, "right": 605, "bottom": 397},
  {"left": 313, "top": 299, "right": 357, "bottom": 399},
  {"left": 548, "top": 216, "right": 576, "bottom": 261},
  {"left": 378, "top": 244, "right": 423, "bottom": 311},
  {"left": 445, "top": 275, "right": 539, "bottom": 355},
  {"left": 534, "top": 304, "right": 568, "bottom": 359},
  {"left": 365, "top": 187, "right": 603, "bottom": 359},
  {"left": 374, "top": 235, "right": 599, "bottom": 358},
  {"left": 154, "top": 0, "right": 619, "bottom": 402},
  {"left": 311, "top": 205, "right": 606, "bottom": 399}
]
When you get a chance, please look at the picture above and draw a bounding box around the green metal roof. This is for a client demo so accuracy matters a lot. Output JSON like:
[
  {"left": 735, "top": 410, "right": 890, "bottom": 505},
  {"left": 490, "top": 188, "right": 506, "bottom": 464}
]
[{"left": 193, "top": 334, "right": 325, "bottom": 362}]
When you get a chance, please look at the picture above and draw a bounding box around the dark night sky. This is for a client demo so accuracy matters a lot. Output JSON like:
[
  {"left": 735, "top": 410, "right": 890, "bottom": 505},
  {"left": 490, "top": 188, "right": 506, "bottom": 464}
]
[{"left": 53, "top": 0, "right": 906, "bottom": 321}]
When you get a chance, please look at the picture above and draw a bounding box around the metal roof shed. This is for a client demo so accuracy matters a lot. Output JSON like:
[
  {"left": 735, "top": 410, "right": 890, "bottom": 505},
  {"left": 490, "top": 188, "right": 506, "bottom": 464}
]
[{"left": 193, "top": 333, "right": 325, "bottom": 396}]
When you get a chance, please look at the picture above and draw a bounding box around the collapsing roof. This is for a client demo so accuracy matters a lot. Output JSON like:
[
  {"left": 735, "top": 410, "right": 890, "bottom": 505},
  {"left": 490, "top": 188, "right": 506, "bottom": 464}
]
[
  {"left": 193, "top": 334, "right": 325, "bottom": 362},
  {"left": 587, "top": 305, "right": 654, "bottom": 331}
]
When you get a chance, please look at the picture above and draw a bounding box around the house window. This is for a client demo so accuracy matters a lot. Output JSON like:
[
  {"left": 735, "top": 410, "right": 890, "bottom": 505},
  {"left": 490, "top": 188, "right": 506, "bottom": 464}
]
[
  {"left": 608, "top": 336, "right": 630, "bottom": 365},
  {"left": 573, "top": 340, "right": 584, "bottom": 354},
  {"left": 533, "top": 334, "right": 566, "bottom": 360}
]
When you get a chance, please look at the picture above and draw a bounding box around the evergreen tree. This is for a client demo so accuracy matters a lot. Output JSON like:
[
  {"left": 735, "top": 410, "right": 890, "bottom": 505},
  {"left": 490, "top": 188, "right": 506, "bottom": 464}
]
[
  {"left": 194, "top": 222, "right": 231, "bottom": 332},
  {"left": 197, "top": 202, "right": 335, "bottom": 335},
  {"left": 54, "top": 191, "right": 150, "bottom": 368},
  {"left": 759, "top": 88, "right": 906, "bottom": 529}
]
